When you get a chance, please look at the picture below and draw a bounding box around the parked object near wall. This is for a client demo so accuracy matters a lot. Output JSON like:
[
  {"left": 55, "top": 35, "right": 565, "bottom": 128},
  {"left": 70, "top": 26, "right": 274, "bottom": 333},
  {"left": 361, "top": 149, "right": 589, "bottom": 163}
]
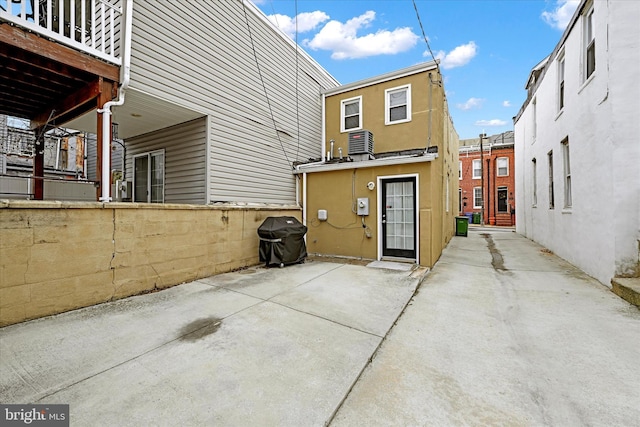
[
  {"left": 0, "top": 201, "right": 301, "bottom": 326},
  {"left": 258, "top": 216, "right": 307, "bottom": 267}
]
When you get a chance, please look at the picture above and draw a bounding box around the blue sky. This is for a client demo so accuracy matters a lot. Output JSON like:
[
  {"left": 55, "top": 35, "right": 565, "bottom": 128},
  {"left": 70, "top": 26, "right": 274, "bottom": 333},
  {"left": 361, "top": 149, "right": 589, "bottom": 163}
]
[{"left": 252, "top": 0, "right": 579, "bottom": 140}]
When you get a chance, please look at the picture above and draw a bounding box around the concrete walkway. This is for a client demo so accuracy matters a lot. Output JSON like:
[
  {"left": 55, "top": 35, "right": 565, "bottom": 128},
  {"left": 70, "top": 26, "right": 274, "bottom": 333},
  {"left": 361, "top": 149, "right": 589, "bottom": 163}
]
[
  {"left": 2, "top": 229, "right": 639, "bottom": 426},
  {"left": 0, "top": 259, "right": 424, "bottom": 426},
  {"left": 331, "top": 229, "right": 640, "bottom": 426}
]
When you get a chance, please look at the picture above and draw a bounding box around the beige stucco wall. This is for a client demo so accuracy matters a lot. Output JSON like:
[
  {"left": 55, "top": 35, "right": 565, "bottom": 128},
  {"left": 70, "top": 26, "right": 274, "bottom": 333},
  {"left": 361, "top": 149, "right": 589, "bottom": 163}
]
[
  {"left": 325, "top": 69, "right": 445, "bottom": 155},
  {"left": 307, "top": 66, "right": 457, "bottom": 267},
  {"left": 304, "top": 159, "right": 456, "bottom": 268},
  {"left": 0, "top": 201, "right": 300, "bottom": 326}
]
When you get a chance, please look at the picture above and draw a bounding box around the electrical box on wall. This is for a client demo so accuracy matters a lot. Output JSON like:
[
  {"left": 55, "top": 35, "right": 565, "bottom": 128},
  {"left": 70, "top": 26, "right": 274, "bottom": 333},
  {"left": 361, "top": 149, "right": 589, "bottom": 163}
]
[
  {"left": 357, "top": 197, "right": 369, "bottom": 216},
  {"left": 318, "top": 209, "right": 328, "bottom": 221}
]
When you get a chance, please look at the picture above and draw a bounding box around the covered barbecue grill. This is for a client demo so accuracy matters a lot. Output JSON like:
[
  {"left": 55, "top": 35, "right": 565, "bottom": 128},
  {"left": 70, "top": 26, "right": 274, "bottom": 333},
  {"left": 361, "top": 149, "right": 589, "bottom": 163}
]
[{"left": 258, "top": 216, "right": 307, "bottom": 267}]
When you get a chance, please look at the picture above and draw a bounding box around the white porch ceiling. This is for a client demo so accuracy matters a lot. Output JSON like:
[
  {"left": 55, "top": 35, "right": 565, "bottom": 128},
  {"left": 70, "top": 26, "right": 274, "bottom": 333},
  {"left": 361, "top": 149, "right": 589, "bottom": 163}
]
[{"left": 64, "top": 89, "right": 205, "bottom": 139}]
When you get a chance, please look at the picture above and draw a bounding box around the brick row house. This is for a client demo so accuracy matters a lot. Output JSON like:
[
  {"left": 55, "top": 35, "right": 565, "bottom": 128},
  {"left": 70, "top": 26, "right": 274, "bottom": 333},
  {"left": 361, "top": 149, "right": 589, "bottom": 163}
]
[{"left": 459, "top": 131, "right": 515, "bottom": 226}]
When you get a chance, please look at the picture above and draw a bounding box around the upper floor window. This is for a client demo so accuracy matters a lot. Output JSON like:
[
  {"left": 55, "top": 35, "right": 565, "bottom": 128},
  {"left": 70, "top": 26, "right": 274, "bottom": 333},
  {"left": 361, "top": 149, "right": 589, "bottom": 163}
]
[
  {"left": 385, "top": 85, "right": 411, "bottom": 125},
  {"left": 584, "top": 5, "right": 596, "bottom": 80},
  {"left": 497, "top": 157, "right": 509, "bottom": 176},
  {"left": 557, "top": 52, "right": 565, "bottom": 111},
  {"left": 340, "top": 96, "right": 362, "bottom": 132},
  {"left": 472, "top": 159, "right": 481, "bottom": 179},
  {"left": 532, "top": 98, "right": 537, "bottom": 141},
  {"left": 459, "top": 161, "right": 462, "bottom": 180}
]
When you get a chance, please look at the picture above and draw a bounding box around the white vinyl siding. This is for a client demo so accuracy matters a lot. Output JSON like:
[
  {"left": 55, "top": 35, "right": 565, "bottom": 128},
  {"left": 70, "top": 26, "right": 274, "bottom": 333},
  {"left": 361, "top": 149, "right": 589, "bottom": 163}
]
[
  {"left": 130, "top": 1, "right": 338, "bottom": 204},
  {"left": 126, "top": 118, "right": 207, "bottom": 204}
]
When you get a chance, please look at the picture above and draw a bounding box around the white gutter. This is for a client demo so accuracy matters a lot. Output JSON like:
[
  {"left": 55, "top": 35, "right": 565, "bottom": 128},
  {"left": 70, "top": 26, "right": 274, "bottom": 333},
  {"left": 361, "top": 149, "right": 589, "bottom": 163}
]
[
  {"left": 294, "top": 153, "right": 438, "bottom": 174},
  {"left": 97, "top": 0, "right": 133, "bottom": 202}
]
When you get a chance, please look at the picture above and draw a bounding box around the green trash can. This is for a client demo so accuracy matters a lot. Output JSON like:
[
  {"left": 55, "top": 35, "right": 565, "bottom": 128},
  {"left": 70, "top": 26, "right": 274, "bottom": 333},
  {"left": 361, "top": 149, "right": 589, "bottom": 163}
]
[
  {"left": 472, "top": 212, "right": 481, "bottom": 224},
  {"left": 455, "top": 216, "right": 469, "bottom": 237}
]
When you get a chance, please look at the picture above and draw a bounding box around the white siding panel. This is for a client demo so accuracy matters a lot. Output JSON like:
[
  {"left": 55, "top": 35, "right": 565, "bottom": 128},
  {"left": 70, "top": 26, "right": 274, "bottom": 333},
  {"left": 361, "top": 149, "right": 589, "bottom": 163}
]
[
  {"left": 125, "top": 118, "right": 207, "bottom": 205},
  {"left": 130, "top": 1, "right": 338, "bottom": 204}
]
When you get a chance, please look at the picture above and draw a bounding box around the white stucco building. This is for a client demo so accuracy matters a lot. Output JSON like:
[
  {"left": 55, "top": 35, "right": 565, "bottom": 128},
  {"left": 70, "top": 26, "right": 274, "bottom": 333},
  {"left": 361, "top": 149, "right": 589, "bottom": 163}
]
[{"left": 514, "top": 0, "right": 640, "bottom": 286}]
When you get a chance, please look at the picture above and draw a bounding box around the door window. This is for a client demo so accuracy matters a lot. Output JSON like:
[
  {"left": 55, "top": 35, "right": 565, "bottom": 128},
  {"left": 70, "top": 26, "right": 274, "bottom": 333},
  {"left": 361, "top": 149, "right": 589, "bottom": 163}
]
[
  {"left": 382, "top": 178, "right": 416, "bottom": 259},
  {"left": 134, "top": 150, "right": 164, "bottom": 203}
]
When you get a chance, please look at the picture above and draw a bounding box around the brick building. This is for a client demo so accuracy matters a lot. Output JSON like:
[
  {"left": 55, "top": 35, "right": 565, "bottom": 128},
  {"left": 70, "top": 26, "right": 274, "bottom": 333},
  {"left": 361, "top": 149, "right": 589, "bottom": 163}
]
[{"left": 459, "top": 131, "right": 515, "bottom": 226}]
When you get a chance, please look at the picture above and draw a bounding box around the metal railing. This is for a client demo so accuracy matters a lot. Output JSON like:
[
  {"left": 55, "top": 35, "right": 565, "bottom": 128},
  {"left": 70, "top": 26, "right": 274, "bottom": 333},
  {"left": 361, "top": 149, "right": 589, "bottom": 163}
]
[
  {"left": 0, "top": 174, "right": 97, "bottom": 200},
  {"left": 0, "top": 0, "right": 122, "bottom": 65}
]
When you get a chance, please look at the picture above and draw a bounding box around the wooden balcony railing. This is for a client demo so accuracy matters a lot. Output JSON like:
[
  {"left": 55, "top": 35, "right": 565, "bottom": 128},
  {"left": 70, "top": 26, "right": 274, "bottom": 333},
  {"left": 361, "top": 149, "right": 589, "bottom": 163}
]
[{"left": 0, "top": 0, "right": 122, "bottom": 65}]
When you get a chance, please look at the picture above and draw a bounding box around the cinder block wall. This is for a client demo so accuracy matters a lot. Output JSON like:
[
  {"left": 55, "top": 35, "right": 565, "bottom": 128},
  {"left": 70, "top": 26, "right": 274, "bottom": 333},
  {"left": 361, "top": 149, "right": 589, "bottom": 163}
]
[{"left": 0, "top": 201, "right": 300, "bottom": 326}]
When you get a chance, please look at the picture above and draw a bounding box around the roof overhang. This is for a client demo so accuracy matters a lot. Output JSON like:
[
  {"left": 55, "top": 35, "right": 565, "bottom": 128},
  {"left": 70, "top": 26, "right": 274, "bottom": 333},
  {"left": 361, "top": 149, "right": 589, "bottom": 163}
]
[
  {"left": 294, "top": 153, "right": 438, "bottom": 174},
  {"left": 323, "top": 61, "right": 439, "bottom": 97}
]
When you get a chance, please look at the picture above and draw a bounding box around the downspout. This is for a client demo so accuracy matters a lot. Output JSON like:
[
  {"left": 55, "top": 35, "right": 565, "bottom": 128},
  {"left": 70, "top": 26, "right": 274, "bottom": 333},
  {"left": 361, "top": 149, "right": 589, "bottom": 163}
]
[
  {"left": 427, "top": 73, "right": 432, "bottom": 150},
  {"left": 302, "top": 172, "right": 308, "bottom": 227},
  {"left": 321, "top": 93, "right": 326, "bottom": 161},
  {"left": 97, "top": 0, "right": 133, "bottom": 202}
]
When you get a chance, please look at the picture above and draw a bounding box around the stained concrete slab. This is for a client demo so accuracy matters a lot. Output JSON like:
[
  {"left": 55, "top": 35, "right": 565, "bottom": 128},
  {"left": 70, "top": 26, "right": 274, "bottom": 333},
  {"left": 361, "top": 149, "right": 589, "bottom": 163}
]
[
  {"left": 330, "top": 230, "right": 640, "bottom": 426},
  {"left": 0, "top": 260, "right": 423, "bottom": 425}
]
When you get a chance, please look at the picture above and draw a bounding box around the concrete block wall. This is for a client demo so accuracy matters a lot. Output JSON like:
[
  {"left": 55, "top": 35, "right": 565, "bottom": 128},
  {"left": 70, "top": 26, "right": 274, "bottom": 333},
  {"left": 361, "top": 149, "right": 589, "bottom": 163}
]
[{"left": 0, "top": 200, "right": 299, "bottom": 326}]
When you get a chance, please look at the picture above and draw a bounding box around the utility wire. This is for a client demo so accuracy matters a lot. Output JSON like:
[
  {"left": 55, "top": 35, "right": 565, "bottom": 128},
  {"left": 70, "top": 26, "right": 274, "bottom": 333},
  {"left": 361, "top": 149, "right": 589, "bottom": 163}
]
[
  {"left": 241, "top": 0, "right": 292, "bottom": 169},
  {"left": 294, "top": 0, "right": 301, "bottom": 163},
  {"left": 412, "top": 0, "right": 441, "bottom": 74}
]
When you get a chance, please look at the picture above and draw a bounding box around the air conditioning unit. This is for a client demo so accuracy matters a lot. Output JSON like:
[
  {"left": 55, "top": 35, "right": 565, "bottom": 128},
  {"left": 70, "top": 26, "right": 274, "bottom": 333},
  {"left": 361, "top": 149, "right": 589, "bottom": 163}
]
[{"left": 348, "top": 130, "right": 374, "bottom": 156}]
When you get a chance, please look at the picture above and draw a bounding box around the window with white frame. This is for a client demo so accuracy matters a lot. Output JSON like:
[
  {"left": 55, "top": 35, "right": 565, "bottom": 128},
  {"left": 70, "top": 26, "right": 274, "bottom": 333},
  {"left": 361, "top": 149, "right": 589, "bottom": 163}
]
[
  {"left": 548, "top": 150, "right": 554, "bottom": 209},
  {"left": 558, "top": 52, "right": 565, "bottom": 111},
  {"left": 472, "top": 159, "right": 481, "bottom": 179},
  {"left": 497, "top": 157, "right": 509, "bottom": 176},
  {"left": 583, "top": 4, "right": 595, "bottom": 80},
  {"left": 562, "top": 138, "right": 571, "bottom": 208},
  {"left": 340, "top": 96, "right": 362, "bottom": 132},
  {"left": 459, "top": 161, "right": 462, "bottom": 180},
  {"left": 385, "top": 85, "right": 411, "bottom": 125},
  {"left": 532, "top": 98, "right": 537, "bottom": 141},
  {"left": 473, "top": 187, "right": 483, "bottom": 209},
  {"left": 134, "top": 150, "right": 165, "bottom": 203},
  {"left": 532, "top": 158, "right": 537, "bottom": 206}
]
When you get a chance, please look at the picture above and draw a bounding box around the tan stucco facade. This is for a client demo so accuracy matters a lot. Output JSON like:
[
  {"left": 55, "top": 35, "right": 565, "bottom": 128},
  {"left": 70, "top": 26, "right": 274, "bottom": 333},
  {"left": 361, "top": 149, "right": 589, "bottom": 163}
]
[
  {"left": 300, "top": 62, "right": 459, "bottom": 267},
  {"left": 0, "top": 201, "right": 300, "bottom": 326}
]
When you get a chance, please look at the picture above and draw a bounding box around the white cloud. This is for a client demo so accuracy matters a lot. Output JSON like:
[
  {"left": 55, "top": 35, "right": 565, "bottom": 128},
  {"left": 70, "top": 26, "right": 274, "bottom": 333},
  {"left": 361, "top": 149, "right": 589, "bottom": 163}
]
[
  {"left": 541, "top": 0, "right": 580, "bottom": 30},
  {"left": 503, "top": 100, "right": 512, "bottom": 107},
  {"left": 428, "top": 41, "right": 477, "bottom": 69},
  {"left": 475, "top": 119, "right": 508, "bottom": 127},
  {"left": 457, "top": 97, "right": 484, "bottom": 111},
  {"left": 304, "top": 11, "right": 419, "bottom": 60},
  {"left": 267, "top": 11, "right": 330, "bottom": 39}
]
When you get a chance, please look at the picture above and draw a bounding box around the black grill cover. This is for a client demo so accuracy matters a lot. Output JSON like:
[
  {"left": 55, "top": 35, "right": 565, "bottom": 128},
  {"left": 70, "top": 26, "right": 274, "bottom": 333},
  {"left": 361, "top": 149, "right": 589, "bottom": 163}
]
[{"left": 258, "top": 216, "right": 307, "bottom": 267}]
